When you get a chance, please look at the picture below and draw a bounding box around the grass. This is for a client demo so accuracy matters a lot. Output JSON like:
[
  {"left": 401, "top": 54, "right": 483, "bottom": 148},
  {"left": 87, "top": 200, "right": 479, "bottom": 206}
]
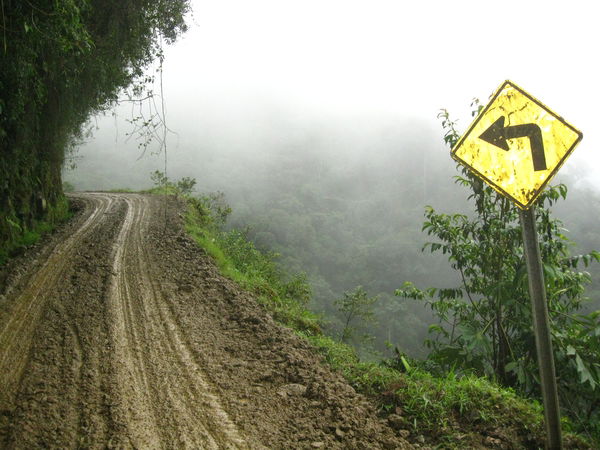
[
  {"left": 107, "top": 187, "right": 136, "bottom": 193},
  {"left": 144, "top": 185, "right": 180, "bottom": 196},
  {"left": 181, "top": 192, "right": 592, "bottom": 448},
  {"left": 0, "top": 196, "right": 72, "bottom": 266},
  {"left": 302, "top": 332, "right": 591, "bottom": 447},
  {"left": 302, "top": 333, "right": 537, "bottom": 444},
  {"left": 185, "top": 198, "right": 320, "bottom": 334}
]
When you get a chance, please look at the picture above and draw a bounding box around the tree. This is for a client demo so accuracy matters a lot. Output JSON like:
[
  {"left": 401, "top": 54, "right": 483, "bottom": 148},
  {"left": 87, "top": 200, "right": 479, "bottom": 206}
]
[
  {"left": 150, "top": 170, "right": 170, "bottom": 190},
  {"left": 396, "top": 104, "right": 600, "bottom": 436},
  {"left": 0, "top": 0, "right": 190, "bottom": 258},
  {"left": 335, "top": 286, "right": 378, "bottom": 345},
  {"left": 176, "top": 177, "right": 197, "bottom": 196}
]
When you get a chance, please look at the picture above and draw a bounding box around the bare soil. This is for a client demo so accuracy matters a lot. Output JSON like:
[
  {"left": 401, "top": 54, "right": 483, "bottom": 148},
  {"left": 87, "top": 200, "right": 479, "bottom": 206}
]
[{"left": 0, "top": 193, "right": 413, "bottom": 449}]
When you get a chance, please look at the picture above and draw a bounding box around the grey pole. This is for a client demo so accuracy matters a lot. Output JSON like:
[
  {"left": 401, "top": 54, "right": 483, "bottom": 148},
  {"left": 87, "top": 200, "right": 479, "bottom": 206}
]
[{"left": 519, "top": 206, "right": 562, "bottom": 450}]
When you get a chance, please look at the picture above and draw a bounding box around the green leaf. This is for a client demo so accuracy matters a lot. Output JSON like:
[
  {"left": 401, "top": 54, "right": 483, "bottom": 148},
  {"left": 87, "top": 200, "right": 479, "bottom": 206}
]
[
  {"left": 428, "top": 324, "right": 444, "bottom": 334},
  {"left": 575, "top": 354, "right": 594, "bottom": 387},
  {"left": 400, "top": 355, "right": 412, "bottom": 372}
]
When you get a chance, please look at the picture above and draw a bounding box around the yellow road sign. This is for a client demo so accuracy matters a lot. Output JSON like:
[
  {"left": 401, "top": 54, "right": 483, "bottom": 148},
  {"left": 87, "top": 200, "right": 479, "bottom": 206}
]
[{"left": 452, "top": 80, "right": 583, "bottom": 209}]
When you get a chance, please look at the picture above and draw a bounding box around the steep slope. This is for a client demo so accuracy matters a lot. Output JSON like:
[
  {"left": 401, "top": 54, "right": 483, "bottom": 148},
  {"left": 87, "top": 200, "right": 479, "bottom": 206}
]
[{"left": 0, "top": 193, "right": 411, "bottom": 449}]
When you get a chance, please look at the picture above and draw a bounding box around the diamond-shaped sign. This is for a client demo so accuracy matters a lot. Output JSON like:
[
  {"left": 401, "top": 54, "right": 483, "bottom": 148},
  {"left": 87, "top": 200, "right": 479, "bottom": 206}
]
[{"left": 451, "top": 80, "right": 583, "bottom": 209}]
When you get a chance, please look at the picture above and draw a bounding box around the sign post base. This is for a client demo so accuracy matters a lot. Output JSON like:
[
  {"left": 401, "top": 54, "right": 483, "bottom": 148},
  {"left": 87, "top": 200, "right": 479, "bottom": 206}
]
[{"left": 520, "top": 206, "right": 562, "bottom": 450}]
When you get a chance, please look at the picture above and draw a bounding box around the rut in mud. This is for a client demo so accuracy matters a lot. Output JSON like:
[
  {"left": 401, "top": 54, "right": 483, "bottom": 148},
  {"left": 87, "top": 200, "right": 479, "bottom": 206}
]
[{"left": 0, "top": 193, "right": 413, "bottom": 449}]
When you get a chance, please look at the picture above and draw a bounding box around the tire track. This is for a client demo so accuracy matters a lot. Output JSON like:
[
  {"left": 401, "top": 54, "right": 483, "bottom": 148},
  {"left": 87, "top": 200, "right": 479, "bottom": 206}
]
[
  {"left": 0, "top": 192, "right": 412, "bottom": 449},
  {"left": 106, "top": 194, "right": 248, "bottom": 449},
  {"left": 0, "top": 194, "right": 116, "bottom": 409}
]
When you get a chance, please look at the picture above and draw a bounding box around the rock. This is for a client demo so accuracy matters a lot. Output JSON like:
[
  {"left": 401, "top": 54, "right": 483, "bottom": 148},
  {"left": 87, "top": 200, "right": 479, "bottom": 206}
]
[
  {"left": 399, "top": 429, "right": 410, "bottom": 439},
  {"left": 311, "top": 442, "right": 324, "bottom": 448},
  {"left": 178, "top": 283, "right": 193, "bottom": 293},
  {"left": 276, "top": 383, "right": 307, "bottom": 398},
  {"left": 485, "top": 436, "right": 502, "bottom": 446},
  {"left": 386, "top": 413, "right": 405, "bottom": 429}
]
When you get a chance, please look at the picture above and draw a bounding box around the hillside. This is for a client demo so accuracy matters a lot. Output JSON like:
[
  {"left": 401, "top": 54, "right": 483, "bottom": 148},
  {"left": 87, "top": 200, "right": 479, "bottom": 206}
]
[
  {"left": 1, "top": 192, "right": 594, "bottom": 448},
  {"left": 0, "top": 193, "right": 412, "bottom": 448}
]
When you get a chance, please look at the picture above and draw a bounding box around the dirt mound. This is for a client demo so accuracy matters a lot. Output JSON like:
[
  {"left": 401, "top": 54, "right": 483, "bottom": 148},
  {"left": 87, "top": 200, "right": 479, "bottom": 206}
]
[{"left": 0, "top": 193, "right": 412, "bottom": 449}]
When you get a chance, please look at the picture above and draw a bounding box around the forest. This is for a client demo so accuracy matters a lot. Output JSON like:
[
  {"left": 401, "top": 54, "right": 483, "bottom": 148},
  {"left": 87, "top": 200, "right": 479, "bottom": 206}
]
[
  {"left": 65, "top": 107, "right": 600, "bottom": 354},
  {"left": 3, "top": 0, "right": 600, "bottom": 444},
  {"left": 0, "top": 0, "right": 189, "bottom": 262}
]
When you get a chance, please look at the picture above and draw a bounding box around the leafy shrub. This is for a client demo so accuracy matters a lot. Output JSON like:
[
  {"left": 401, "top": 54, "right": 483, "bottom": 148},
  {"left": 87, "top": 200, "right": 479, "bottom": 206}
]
[{"left": 396, "top": 106, "right": 600, "bottom": 442}]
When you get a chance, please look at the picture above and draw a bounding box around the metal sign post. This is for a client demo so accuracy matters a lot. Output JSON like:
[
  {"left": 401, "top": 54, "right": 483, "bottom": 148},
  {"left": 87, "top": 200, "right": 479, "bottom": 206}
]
[
  {"left": 520, "top": 206, "right": 562, "bottom": 449},
  {"left": 450, "top": 80, "right": 583, "bottom": 450}
]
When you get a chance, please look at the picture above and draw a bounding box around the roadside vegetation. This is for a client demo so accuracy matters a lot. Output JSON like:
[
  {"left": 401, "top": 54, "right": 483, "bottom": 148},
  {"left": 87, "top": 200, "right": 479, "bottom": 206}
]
[
  {"left": 185, "top": 191, "right": 319, "bottom": 334},
  {"left": 143, "top": 168, "right": 590, "bottom": 448},
  {"left": 0, "top": 0, "right": 190, "bottom": 268},
  {"left": 0, "top": 196, "right": 71, "bottom": 266},
  {"left": 396, "top": 107, "right": 600, "bottom": 443}
]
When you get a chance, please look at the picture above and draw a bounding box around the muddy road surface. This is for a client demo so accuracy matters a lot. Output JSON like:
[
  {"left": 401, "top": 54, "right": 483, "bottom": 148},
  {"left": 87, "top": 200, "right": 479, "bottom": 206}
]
[{"left": 0, "top": 193, "right": 412, "bottom": 449}]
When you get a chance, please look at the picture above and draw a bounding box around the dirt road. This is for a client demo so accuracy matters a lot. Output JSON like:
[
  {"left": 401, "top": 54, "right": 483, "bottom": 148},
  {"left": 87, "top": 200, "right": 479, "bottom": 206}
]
[{"left": 0, "top": 193, "right": 412, "bottom": 449}]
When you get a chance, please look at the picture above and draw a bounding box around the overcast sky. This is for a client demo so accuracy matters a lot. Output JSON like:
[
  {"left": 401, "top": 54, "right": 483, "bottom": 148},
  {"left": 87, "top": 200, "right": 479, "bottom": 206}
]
[{"left": 151, "top": 0, "right": 599, "bottom": 189}]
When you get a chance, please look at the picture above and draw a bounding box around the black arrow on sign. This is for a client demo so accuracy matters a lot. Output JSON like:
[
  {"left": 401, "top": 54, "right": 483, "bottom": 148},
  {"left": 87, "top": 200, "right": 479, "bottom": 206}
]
[{"left": 479, "top": 116, "right": 547, "bottom": 171}]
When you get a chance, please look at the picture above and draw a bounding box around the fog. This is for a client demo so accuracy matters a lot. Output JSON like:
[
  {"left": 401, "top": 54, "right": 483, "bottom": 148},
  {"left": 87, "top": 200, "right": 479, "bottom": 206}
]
[
  {"left": 65, "top": 0, "right": 600, "bottom": 357},
  {"left": 162, "top": 0, "right": 600, "bottom": 188},
  {"left": 68, "top": 0, "right": 600, "bottom": 190}
]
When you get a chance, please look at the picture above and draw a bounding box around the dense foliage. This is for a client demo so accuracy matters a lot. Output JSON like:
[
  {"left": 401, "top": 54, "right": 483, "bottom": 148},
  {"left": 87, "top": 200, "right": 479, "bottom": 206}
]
[
  {"left": 0, "top": 0, "right": 189, "bottom": 261},
  {"left": 396, "top": 107, "right": 600, "bottom": 439},
  {"left": 334, "top": 286, "right": 378, "bottom": 345}
]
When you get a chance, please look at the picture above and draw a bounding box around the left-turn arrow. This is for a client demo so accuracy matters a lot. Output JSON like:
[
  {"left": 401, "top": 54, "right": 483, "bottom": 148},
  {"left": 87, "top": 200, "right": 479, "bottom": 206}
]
[{"left": 479, "top": 116, "right": 547, "bottom": 171}]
